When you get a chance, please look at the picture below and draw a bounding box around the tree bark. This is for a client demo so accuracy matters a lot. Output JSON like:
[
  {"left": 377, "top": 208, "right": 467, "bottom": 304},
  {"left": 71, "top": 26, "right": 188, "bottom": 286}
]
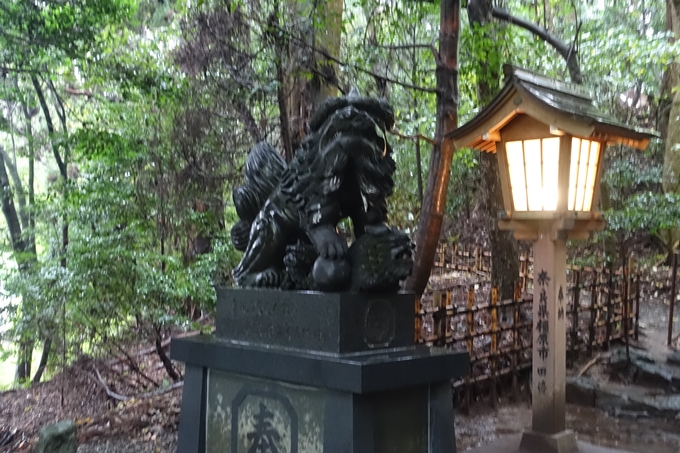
[
  {"left": 406, "top": 0, "right": 460, "bottom": 297},
  {"left": 0, "top": 149, "right": 29, "bottom": 232},
  {"left": 24, "top": 103, "right": 36, "bottom": 255},
  {"left": 660, "top": 0, "right": 680, "bottom": 258},
  {"left": 469, "top": 0, "right": 520, "bottom": 301},
  {"left": 268, "top": 6, "right": 294, "bottom": 162},
  {"left": 156, "top": 331, "right": 180, "bottom": 382},
  {"left": 663, "top": 0, "right": 680, "bottom": 195},
  {"left": 31, "top": 75, "right": 67, "bottom": 179},
  {"left": 0, "top": 148, "right": 25, "bottom": 254},
  {"left": 0, "top": 148, "right": 34, "bottom": 382},
  {"left": 286, "top": 0, "right": 343, "bottom": 150},
  {"left": 32, "top": 74, "right": 68, "bottom": 268}
]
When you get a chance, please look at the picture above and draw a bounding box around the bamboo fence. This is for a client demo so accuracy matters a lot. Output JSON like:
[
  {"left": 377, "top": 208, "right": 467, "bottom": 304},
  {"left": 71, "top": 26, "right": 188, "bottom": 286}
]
[{"left": 416, "top": 245, "right": 640, "bottom": 409}]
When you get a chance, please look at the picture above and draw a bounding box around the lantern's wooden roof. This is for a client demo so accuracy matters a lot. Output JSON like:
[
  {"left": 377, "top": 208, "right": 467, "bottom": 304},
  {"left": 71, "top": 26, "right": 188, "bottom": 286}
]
[{"left": 448, "top": 65, "right": 657, "bottom": 153}]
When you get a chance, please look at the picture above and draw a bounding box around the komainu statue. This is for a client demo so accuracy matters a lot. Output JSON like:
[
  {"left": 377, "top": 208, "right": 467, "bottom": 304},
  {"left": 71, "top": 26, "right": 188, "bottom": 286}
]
[{"left": 230, "top": 89, "right": 413, "bottom": 292}]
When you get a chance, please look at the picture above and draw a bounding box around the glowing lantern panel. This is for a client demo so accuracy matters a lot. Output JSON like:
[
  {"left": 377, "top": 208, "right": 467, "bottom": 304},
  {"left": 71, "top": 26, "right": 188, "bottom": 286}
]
[{"left": 505, "top": 137, "right": 561, "bottom": 212}]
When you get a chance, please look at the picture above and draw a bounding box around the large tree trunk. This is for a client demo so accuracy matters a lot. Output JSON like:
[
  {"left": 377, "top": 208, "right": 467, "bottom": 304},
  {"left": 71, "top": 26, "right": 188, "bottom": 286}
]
[
  {"left": 663, "top": 0, "right": 680, "bottom": 195},
  {"left": 469, "top": 0, "right": 520, "bottom": 301},
  {"left": 286, "top": 0, "right": 343, "bottom": 151},
  {"left": 406, "top": 0, "right": 460, "bottom": 297},
  {"left": 0, "top": 148, "right": 26, "bottom": 256},
  {"left": 483, "top": 154, "right": 520, "bottom": 299},
  {"left": 661, "top": 0, "right": 680, "bottom": 256},
  {"left": 0, "top": 148, "right": 33, "bottom": 382}
]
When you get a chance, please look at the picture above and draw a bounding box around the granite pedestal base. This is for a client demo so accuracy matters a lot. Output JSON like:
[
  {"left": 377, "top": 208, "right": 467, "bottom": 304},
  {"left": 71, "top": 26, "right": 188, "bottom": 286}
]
[
  {"left": 520, "top": 430, "right": 578, "bottom": 453},
  {"left": 172, "top": 289, "right": 469, "bottom": 453}
]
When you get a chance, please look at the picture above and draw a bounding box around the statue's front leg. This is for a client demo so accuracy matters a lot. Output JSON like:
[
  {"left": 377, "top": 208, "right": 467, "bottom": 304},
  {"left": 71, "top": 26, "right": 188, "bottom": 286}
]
[
  {"left": 307, "top": 224, "right": 348, "bottom": 260},
  {"left": 232, "top": 207, "right": 287, "bottom": 288}
]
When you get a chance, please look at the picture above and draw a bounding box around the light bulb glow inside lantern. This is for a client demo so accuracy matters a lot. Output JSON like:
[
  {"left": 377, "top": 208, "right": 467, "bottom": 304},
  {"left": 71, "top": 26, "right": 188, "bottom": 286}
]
[
  {"left": 567, "top": 138, "right": 600, "bottom": 211},
  {"left": 505, "top": 137, "right": 560, "bottom": 211}
]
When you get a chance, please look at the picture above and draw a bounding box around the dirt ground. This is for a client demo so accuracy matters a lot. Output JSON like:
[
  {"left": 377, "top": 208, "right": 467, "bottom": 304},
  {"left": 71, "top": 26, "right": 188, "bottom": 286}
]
[{"left": 0, "top": 353, "right": 182, "bottom": 452}]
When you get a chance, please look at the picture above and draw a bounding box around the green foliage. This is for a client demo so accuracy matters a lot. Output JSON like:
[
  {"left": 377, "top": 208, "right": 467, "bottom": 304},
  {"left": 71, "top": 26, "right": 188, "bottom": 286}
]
[
  {"left": 0, "top": 0, "right": 677, "bottom": 386},
  {"left": 606, "top": 191, "right": 680, "bottom": 235}
]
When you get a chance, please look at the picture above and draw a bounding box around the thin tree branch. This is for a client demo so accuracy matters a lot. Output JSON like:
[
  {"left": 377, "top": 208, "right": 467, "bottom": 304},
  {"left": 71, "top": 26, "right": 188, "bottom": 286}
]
[
  {"left": 31, "top": 74, "right": 67, "bottom": 178},
  {"left": 271, "top": 24, "right": 438, "bottom": 94},
  {"left": 491, "top": 7, "right": 582, "bottom": 83},
  {"left": 388, "top": 130, "right": 438, "bottom": 146},
  {"left": 374, "top": 43, "right": 436, "bottom": 51},
  {"left": 491, "top": 7, "right": 570, "bottom": 56},
  {"left": 45, "top": 76, "right": 67, "bottom": 133}
]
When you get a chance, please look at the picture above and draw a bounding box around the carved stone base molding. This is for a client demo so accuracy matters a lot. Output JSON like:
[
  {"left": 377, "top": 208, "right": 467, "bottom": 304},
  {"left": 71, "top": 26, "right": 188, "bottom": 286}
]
[{"left": 519, "top": 430, "right": 578, "bottom": 453}]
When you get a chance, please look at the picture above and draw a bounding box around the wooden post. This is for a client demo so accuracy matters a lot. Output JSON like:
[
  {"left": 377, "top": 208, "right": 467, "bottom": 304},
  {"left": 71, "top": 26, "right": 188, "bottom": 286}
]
[
  {"left": 589, "top": 270, "right": 597, "bottom": 355},
  {"left": 445, "top": 290, "right": 452, "bottom": 343},
  {"left": 490, "top": 286, "right": 498, "bottom": 408},
  {"left": 465, "top": 286, "right": 475, "bottom": 412},
  {"left": 521, "top": 225, "right": 570, "bottom": 442},
  {"left": 635, "top": 272, "right": 641, "bottom": 340},
  {"left": 605, "top": 267, "right": 613, "bottom": 350},
  {"left": 415, "top": 297, "right": 422, "bottom": 343},
  {"left": 433, "top": 291, "right": 444, "bottom": 345},
  {"left": 512, "top": 281, "right": 520, "bottom": 401},
  {"left": 570, "top": 270, "right": 580, "bottom": 362},
  {"left": 623, "top": 258, "right": 630, "bottom": 363},
  {"left": 668, "top": 252, "right": 678, "bottom": 347}
]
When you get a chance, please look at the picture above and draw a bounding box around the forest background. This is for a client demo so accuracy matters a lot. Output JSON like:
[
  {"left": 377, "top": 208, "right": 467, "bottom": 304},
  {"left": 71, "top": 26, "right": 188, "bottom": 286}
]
[{"left": 0, "top": 0, "right": 679, "bottom": 389}]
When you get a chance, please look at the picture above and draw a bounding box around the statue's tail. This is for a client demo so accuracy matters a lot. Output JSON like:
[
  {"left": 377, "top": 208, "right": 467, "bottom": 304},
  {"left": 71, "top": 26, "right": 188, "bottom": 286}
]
[{"left": 230, "top": 142, "right": 286, "bottom": 251}]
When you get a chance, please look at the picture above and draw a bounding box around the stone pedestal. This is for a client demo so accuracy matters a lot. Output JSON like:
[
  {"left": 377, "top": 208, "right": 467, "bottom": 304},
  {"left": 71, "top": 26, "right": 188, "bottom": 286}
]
[{"left": 172, "top": 288, "right": 469, "bottom": 453}]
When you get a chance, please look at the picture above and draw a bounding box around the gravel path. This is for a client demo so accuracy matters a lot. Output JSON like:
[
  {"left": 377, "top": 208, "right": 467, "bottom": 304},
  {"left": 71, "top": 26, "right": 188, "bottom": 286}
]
[{"left": 77, "top": 433, "right": 176, "bottom": 453}]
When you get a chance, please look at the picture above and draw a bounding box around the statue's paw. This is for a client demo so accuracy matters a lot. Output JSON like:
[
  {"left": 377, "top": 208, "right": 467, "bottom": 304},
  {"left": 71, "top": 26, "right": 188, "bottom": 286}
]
[
  {"left": 253, "top": 268, "right": 282, "bottom": 288},
  {"left": 318, "top": 234, "right": 348, "bottom": 260}
]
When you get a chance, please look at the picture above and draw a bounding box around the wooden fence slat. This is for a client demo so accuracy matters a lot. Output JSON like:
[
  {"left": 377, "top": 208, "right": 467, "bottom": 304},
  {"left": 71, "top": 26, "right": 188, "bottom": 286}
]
[
  {"left": 571, "top": 270, "right": 581, "bottom": 363},
  {"left": 606, "top": 268, "right": 614, "bottom": 350},
  {"left": 490, "top": 286, "right": 498, "bottom": 408},
  {"left": 635, "top": 273, "right": 641, "bottom": 340}
]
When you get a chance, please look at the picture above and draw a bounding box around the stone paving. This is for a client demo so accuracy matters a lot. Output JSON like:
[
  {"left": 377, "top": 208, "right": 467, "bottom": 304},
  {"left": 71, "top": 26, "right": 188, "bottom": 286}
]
[{"left": 465, "top": 434, "right": 636, "bottom": 453}]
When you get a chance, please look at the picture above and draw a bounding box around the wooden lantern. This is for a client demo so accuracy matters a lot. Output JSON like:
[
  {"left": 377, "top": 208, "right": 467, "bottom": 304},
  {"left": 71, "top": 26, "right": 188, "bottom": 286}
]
[{"left": 448, "top": 65, "right": 656, "bottom": 453}]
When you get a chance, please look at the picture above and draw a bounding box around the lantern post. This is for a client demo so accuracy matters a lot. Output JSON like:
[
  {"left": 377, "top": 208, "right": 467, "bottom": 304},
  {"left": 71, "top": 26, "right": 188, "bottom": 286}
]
[{"left": 449, "top": 65, "right": 655, "bottom": 453}]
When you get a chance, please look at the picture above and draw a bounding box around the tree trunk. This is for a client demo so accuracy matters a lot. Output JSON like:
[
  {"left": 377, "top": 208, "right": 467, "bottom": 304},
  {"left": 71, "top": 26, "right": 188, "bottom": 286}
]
[
  {"left": 406, "top": 0, "right": 460, "bottom": 297},
  {"left": 0, "top": 150, "right": 29, "bottom": 232},
  {"left": 468, "top": 0, "right": 520, "bottom": 301},
  {"left": 32, "top": 337, "right": 52, "bottom": 384},
  {"left": 156, "top": 329, "right": 180, "bottom": 382},
  {"left": 32, "top": 75, "right": 69, "bottom": 270},
  {"left": 15, "top": 343, "right": 32, "bottom": 382},
  {"left": 663, "top": 0, "right": 680, "bottom": 195},
  {"left": 25, "top": 103, "right": 36, "bottom": 255},
  {"left": 0, "top": 148, "right": 25, "bottom": 254},
  {"left": 660, "top": 0, "right": 680, "bottom": 258},
  {"left": 286, "top": 0, "right": 343, "bottom": 150},
  {"left": 483, "top": 154, "right": 520, "bottom": 299},
  {"left": 0, "top": 148, "right": 34, "bottom": 382}
]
